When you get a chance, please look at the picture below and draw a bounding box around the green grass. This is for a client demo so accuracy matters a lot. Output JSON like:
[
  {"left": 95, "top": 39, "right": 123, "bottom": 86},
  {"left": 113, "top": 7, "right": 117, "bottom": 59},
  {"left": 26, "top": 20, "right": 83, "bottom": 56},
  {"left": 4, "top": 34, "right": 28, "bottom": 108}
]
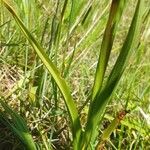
[{"left": 0, "top": 0, "right": 150, "bottom": 149}]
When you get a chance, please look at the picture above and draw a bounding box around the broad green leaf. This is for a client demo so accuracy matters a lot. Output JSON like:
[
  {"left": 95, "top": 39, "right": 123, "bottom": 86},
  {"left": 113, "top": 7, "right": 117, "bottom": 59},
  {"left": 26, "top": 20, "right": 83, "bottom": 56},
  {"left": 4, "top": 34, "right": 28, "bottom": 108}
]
[
  {"left": 92, "top": 0, "right": 126, "bottom": 100},
  {"left": 0, "top": 99, "right": 37, "bottom": 150},
  {"left": 2, "top": 1, "right": 82, "bottom": 149},
  {"left": 82, "top": 0, "right": 144, "bottom": 149}
]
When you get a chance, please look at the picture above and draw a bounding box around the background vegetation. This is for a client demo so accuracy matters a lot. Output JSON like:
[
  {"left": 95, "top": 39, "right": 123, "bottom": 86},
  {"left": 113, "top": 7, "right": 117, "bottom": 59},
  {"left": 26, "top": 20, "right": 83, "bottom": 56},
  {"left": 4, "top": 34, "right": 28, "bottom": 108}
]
[{"left": 0, "top": 0, "right": 150, "bottom": 149}]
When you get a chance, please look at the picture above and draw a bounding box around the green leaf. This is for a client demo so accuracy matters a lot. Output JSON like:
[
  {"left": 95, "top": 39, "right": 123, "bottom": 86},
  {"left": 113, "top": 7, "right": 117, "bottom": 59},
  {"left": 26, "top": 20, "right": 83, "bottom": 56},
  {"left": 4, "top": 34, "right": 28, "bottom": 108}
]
[
  {"left": 0, "top": 99, "right": 37, "bottom": 150},
  {"left": 2, "top": 1, "right": 82, "bottom": 149},
  {"left": 69, "top": 0, "right": 85, "bottom": 26},
  {"left": 82, "top": 0, "right": 144, "bottom": 149},
  {"left": 92, "top": 0, "right": 126, "bottom": 100}
]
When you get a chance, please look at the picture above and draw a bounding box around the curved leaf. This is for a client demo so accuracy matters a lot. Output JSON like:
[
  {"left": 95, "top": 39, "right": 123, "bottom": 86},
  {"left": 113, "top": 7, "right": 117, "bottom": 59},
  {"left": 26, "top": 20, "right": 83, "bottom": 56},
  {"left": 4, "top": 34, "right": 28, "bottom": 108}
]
[{"left": 2, "top": 1, "right": 82, "bottom": 149}]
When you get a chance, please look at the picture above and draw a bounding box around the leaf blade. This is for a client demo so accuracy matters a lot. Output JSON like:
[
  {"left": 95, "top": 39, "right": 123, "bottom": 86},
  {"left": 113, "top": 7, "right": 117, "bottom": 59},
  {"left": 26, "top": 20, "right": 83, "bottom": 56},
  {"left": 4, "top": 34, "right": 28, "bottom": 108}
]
[
  {"left": 82, "top": 0, "right": 144, "bottom": 148},
  {"left": 2, "top": 1, "right": 82, "bottom": 148}
]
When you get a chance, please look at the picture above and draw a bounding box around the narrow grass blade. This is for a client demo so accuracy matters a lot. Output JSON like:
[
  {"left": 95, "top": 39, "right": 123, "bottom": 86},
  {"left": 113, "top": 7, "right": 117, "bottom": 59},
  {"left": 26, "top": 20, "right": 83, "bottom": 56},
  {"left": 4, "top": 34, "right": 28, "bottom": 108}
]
[
  {"left": 92, "top": 0, "right": 126, "bottom": 100},
  {"left": 101, "top": 110, "right": 127, "bottom": 141},
  {"left": 106, "top": 0, "right": 144, "bottom": 88},
  {"left": 69, "top": 0, "right": 85, "bottom": 26},
  {"left": 82, "top": 0, "right": 144, "bottom": 148},
  {"left": 96, "top": 110, "right": 128, "bottom": 150},
  {"left": 0, "top": 99, "right": 37, "bottom": 150},
  {"left": 2, "top": 1, "right": 82, "bottom": 149}
]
